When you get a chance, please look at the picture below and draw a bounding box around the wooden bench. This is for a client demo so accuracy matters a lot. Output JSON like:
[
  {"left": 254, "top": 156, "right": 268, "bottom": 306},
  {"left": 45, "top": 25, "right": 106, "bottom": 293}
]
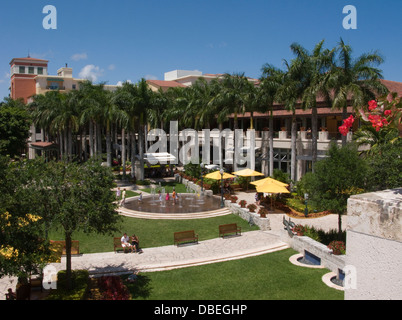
[
  {"left": 219, "top": 223, "right": 241, "bottom": 238},
  {"left": 50, "top": 240, "right": 80, "bottom": 256},
  {"left": 174, "top": 230, "right": 198, "bottom": 246},
  {"left": 114, "top": 236, "right": 133, "bottom": 253}
]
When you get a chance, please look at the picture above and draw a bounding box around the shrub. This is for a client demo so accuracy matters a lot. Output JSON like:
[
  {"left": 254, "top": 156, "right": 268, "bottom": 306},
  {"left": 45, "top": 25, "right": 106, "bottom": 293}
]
[
  {"left": 328, "top": 241, "right": 346, "bottom": 255},
  {"left": 97, "top": 276, "right": 131, "bottom": 300},
  {"left": 247, "top": 204, "right": 257, "bottom": 212},
  {"left": 46, "top": 270, "right": 89, "bottom": 300},
  {"left": 258, "top": 208, "right": 268, "bottom": 217},
  {"left": 292, "top": 224, "right": 305, "bottom": 235},
  {"left": 238, "top": 200, "right": 247, "bottom": 208},
  {"left": 230, "top": 195, "right": 238, "bottom": 203}
]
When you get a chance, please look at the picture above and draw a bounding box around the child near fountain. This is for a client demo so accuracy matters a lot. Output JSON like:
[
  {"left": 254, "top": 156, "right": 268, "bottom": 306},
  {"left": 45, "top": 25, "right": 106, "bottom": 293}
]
[{"left": 166, "top": 192, "right": 170, "bottom": 201}]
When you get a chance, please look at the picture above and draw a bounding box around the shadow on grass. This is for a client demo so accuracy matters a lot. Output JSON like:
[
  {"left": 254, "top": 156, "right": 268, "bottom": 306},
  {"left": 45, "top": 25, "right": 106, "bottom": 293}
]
[{"left": 123, "top": 274, "right": 152, "bottom": 299}]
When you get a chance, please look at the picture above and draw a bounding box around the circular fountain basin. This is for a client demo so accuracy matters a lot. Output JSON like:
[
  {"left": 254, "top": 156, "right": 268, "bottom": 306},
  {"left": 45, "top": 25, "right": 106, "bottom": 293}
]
[{"left": 124, "top": 194, "right": 223, "bottom": 214}]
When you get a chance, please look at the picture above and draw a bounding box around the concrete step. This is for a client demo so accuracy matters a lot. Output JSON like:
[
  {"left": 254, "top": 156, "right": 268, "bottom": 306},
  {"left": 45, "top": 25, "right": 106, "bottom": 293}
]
[{"left": 118, "top": 207, "right": 232, "bottom": 220}]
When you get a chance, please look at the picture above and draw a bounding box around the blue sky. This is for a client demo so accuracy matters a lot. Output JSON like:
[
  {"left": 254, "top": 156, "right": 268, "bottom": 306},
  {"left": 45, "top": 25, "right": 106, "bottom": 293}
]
[{"left": 1, "top": 0, "right": 402, "bottom": 100}]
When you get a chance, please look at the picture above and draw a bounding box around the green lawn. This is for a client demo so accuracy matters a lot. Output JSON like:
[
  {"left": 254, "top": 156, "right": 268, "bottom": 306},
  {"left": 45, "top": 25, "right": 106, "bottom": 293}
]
[
  {"left": 123, "top": 248, "right": 344, "bottom": 300},
  {"left": 48, "top": 214, "right": 259, "bottom": 254}
]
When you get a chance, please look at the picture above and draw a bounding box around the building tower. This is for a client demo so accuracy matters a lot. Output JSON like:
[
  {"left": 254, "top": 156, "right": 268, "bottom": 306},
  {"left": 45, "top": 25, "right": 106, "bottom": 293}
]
[{"left": 9, "top": 56, "right": 49, "bottom": 103}]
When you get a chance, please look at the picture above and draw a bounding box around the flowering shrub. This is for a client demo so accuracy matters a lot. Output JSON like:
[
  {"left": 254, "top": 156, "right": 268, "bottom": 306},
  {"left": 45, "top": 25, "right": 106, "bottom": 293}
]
[
  {"left": 339, "top": 93, "right": 402, "bottom": 136},
  {"left": 238, "top": 200, "right": 247, "bottom": 208},
  {"left": 97, "top": 276, "right": 130, "bottom": 300},
  {"left": 292, "top": 224, "right": 305, "bottom": 235},
  {"left": 327, "top": 241, "right": 346, "bottom": 255},
  {"left": 247, "top": 204, "right": 257, "bottom": 212},
  {"left": 230, "top": 195, "right": 238, "bottom": 203},
  {"left": 258, "top": 208, "right": 268, "bottom": 217}
]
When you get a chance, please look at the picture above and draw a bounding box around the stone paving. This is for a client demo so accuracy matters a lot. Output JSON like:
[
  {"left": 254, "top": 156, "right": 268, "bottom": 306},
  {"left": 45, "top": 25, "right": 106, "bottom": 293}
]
[{"left": 0, "top": 180, "right": 347, "bottom": 300}]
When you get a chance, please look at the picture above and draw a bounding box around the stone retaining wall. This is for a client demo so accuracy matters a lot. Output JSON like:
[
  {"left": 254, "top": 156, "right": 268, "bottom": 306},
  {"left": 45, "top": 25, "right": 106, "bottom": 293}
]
[{"left": 280, "top": 229, "right": 346, "bottom": 274}]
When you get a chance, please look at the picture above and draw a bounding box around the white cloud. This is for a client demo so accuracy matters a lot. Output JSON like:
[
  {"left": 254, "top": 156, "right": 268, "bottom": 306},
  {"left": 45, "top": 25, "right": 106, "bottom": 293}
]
[
  {"left": 108, "top": 64, "right": 116, "bottom": 71},
  {"left": 71, "top": 53, "right": 88, "bottom": 61},
  {"left": 78, "top": 65, "right": 104, "bottom": 82},
  {"left": 116, "top": 80, "right": 132, "bottom": 86}
]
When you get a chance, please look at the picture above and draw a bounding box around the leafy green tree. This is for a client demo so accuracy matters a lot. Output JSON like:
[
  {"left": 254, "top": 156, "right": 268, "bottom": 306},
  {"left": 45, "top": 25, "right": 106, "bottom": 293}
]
[
  {"left": 1, "top": 157, "right": 120, "bottom": 289},
  {"left": 365, "top": 137, "right": 402, "bottom": 191},
  {"left": 0, "top": 98, "right": 31, "bottom": 158},
  {"left": 0, "top": 156, "right": 52, "bottom": 279},
  {"left": 302, "top": 142, "right": 368, "bottom": 233}
]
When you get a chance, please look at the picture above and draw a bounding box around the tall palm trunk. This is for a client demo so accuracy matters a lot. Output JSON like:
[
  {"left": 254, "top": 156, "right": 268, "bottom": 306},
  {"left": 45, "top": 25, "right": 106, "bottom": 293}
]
[
  {"left": 290, "top": 112, "right": 297, "bottom": 182},
  {"left": 106, "top": 120, "right": 112, "bottom": 167},
  {"left": 89, "top": 121, "right": 94, "bottom": 158},
  {"left": 121, "top": 128, "right": 126, "bottom": 179},
  {"left": 269, "top": 110, "right": 274, "bottom": 176},
  {"left": 311, "top": 105, "right": 318, "bottom": 171}
]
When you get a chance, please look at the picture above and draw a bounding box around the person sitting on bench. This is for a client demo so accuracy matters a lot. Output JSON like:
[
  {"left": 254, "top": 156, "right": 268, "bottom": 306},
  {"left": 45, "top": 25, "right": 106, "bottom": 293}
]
[
  {"left": 121, "top": 233, "right": 133, "bottom": 253},
  {"left": 131, "top": 234, "right": 143, "bottom": 253}
]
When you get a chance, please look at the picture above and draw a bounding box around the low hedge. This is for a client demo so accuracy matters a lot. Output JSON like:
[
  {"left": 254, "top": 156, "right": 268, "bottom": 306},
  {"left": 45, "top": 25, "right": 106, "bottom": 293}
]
[{"left": 46, "top": 270, "right": 89, "bottom": 300}]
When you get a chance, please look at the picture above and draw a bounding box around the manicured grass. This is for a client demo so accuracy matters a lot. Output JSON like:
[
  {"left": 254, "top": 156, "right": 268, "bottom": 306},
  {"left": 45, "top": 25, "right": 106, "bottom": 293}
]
[
  {"left": 47, "top": 214, "right": 259, "bottom": 254},
  {"left": 123, "top": 248, "right": 344, "bottom": 300}
]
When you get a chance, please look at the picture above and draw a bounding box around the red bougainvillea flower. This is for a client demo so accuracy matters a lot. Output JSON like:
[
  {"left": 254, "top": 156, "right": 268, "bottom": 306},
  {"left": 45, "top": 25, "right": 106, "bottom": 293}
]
[
  {"left": 384, "top": 109, "right": 392, "bottom": 116},
  {"left": 338, "top": 115, "right": 355, "bottom": 136},
  {"left": 368, "top": 100, "right": 378, "bottom": 111}
]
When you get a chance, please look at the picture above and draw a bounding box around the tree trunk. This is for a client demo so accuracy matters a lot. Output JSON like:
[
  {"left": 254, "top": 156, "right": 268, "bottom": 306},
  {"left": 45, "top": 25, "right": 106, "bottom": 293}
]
[
  {"left": 65, "top": 232, "right": 73, "bottom": 290},
  {"left": 122, "top": 128, "right": 126, "bottom": 179},
  {"left": 311, "top": 106, "right": 318, "bottom": 172},
  {"left": 290, "top": 113, "right": 297, "bottom": 182},
  {"left": 269, "top": 111, "right": 274, "bottom": 177},
  {"left": 106, "top": 120, "right": 112, "bottom": 167},
  {"left": 89, "top": 121, "right": 94, "bottom": 158}
]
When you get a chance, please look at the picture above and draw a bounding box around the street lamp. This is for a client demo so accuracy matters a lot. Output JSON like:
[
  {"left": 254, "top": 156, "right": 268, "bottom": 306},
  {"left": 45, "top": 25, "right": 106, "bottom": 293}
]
[
  {"left": 220, "top": 168, "right": 224, "bottom": 208},
  {"left": 304, "top": 193, "right": 309, "bottom": 217},
  {"left": 200, "top": 162, "right": 204, "bottom": 192}
]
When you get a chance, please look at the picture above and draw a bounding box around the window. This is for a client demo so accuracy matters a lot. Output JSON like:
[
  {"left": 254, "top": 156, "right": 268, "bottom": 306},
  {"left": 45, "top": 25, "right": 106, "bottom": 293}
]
[
  {"left": 19, "top": 66, "right": 25, "bottom": 74},
  {"left": 38, "top": 67, "right": 43, "bottom": 75},
  {"left": 72, "top": 84, "right": 76, "bottom": 90},
  {"left": 28, "top": 67, "right": 35, "bottom": 74}
]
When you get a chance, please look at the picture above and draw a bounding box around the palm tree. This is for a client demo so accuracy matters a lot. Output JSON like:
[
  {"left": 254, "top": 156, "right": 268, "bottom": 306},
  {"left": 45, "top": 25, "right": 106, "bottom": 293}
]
[
  {"left": 289, "top": 40, "right": 334, "bottom": 168},
  {"left": 134, "top": 79, "right": 154, "bottom": 181},
  {"left": 214, "top": 73, "right": 250, "bottom": 130},
  {"left": 113, "top": 82, "right": 138, "bottom": 179},
  {"left": 79, "top": 81, "right": 105, "bottom": 159},
  {"left": 329, "top": 38, "right": 389, "bottom": 146},
  {"left": 260, "top": 64, "right": 286, "bottom": 177}
]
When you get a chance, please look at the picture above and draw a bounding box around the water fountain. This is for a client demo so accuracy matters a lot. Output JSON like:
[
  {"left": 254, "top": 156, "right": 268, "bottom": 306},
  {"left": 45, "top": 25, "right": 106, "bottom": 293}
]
[{"left": 124, "top": 190, "right": 222, "bottom": 214}]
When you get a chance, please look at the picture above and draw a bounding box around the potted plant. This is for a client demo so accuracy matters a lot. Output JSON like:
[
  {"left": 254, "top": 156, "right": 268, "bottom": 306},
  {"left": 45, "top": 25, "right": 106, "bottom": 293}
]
[
  {"left": 292, "top": 224, "right": 305, "bottom": 236},
  {"left": 230, "top": 195, "right": 238, "bottom": 203},
  {"left": 247, "top": 204, "right": 257, "bottom": 212},
  {"left": 238, "top": 200, "right": 247, "bottom": 208},
  {"left": 327, "top": 241, "right": 346, "bottom": 255},
  {"left": 258, "top": 208, "right": 268, "bottom": 218}
]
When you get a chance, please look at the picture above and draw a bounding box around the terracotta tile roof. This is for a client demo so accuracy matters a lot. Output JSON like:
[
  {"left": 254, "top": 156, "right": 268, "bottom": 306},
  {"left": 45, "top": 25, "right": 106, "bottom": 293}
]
[
  {"left": 146, "top": 80, "right": 186, "bottom": 88},
  {"left": 380, "top": 79, "right": 402, "bottom": 96}
]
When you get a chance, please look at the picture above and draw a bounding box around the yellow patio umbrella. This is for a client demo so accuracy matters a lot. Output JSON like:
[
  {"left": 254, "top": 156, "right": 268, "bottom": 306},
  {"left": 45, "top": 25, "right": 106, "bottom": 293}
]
[
  {"left": 204, "top": 170, "right": 235, "bottom": 180},
  {"left": 255, "top": 179, "right": 290, "bottom": 211},
  {"left": 251, "top": 177, "right": 289, "bottom": 188},
  {"left": 232, "top": 168, "right": 265, "bottom": 177},
  {"left": 232, "top": 168, "right": 265, "bottom": 191}
]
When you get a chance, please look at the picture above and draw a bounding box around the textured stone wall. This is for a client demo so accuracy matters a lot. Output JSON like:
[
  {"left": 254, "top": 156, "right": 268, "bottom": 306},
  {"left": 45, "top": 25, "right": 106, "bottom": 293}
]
[{"left": 345, "top": 188, "right": 402, "bottom": 300}]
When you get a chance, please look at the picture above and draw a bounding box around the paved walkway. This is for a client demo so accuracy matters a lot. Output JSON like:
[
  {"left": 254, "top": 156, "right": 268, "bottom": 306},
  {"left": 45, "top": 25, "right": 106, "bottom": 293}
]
[{"left": 0, "top": 180, "right": 347, "bottom": 299}]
